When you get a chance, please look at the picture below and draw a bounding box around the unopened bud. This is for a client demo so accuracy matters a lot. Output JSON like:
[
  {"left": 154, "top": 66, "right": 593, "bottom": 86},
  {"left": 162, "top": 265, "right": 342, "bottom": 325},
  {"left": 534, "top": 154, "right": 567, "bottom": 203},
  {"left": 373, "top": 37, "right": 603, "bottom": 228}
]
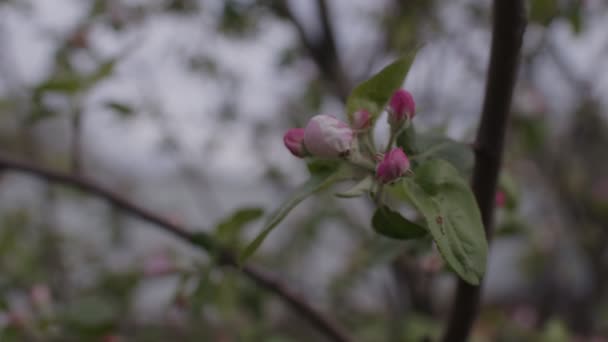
[
  {"left": 30, "top": 284, "right": 51, "bottom": 308},
  {"left": 388, "top": 89, "right": 415, "bottom": 127},
  {"left": 283, "top": 128, "right": 307, "bottom": 158},
  {"left": 495, "top": 191, "right": 506, "bottom": 208},
  {"left": 352, "top": 109, "right": 371, "bottom": 131},
  {"left": 303, "top": 115, "right": 354, "bottom": 158},
  {"left": 376, "top": 147, "right": 410, "bottom": 184}
]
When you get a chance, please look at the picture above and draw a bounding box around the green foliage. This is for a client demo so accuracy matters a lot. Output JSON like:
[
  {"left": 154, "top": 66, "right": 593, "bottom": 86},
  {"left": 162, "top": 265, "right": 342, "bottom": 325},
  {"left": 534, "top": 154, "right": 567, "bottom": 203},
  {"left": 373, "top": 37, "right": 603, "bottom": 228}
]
[
  {"left": 402, "top": 159, "right": 487, "bottom": 285},
  {"left": 346, "top": 55, "right": 417, "bottom": 121},
  {"left": 214, "top": 207, "right": 264, "bottom": 245},
  {"left": 103, "top": 101, "right": 134, "bottom": 118},
  {"left": 334, "top": 175, "right": 374, "bottom": 198},
  {"left": 240, "top": 161, "right": 351, "bottom": 263},
  {"left": 371, "top": 206, "right": 427, "bottom": 240},
  {"left": 403, "top": 131, "right": 474, "bottom": 177},
  {"left": 62, "top": 295, "right": 118, "bottom": 336}
]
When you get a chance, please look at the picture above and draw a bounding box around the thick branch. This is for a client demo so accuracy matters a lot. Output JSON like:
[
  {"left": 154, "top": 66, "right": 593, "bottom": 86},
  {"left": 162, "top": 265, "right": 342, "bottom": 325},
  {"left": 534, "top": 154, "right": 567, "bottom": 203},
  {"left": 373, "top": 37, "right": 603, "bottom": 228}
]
[
  {"left": 441, "top": 1, "right": 526, "bottom": 341},
  {"left": 0, "top": 154, "right": 353, "bottom": 342}
]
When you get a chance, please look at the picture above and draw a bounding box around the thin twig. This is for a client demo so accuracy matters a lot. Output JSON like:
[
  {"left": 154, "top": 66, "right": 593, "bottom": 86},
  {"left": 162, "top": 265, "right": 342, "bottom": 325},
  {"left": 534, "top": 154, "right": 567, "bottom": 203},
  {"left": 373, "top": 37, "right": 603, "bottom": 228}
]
[
  {"left": 0, "top": 153, "right": 353, "bottom": 342},
  {"left": 441, "top": 1, "right": 526, "bottom": 341}
]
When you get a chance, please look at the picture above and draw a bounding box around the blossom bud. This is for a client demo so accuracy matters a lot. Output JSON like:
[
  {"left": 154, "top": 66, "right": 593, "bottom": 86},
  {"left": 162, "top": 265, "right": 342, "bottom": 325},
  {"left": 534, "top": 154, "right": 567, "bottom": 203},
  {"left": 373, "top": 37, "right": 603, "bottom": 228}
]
[
  {"left": 388, "top": 89, "right": 415, "bottom": 127},
  {"left": 352, "top": 109, "right": 371, "bottom": 130},
  {"left": 303, "top": 115, "right": 354, "bottom": 158},
  {"left": 283, "top": 128, "right": 307, "bottom": 158},
  {"left": 376, "top": 147, "right": 410, "bottom": 184},
  {"left": 495, "top": 191, "right": 506, "bottom": 208},
  {"left": 30, "top": 284, "right": 51, "bottom": 308}
]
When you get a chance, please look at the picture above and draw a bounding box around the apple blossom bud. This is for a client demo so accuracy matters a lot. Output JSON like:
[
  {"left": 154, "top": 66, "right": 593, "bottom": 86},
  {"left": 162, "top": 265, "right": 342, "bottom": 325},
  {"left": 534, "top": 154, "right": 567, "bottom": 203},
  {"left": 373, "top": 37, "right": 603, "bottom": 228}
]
[
  {"left": 283, "top": 128, "right": 307, "bottom": 158},
  {"left": 303, "top": 115, "right": 354, "bottom": 158},
  {"left": 495, "top": 191, "right": 506, "bottom": 208},
  {"left": 376, "top": 147, "right": 410, "bottom": 184},
  {"left": 352, "top": 109, "right": 371, "bottom": 130},
  {"left": 388, "top": 89, "right": 415, "bottom": 127},
  {"left": 30, "top": 284, "right": 51, "bottom": 308}
]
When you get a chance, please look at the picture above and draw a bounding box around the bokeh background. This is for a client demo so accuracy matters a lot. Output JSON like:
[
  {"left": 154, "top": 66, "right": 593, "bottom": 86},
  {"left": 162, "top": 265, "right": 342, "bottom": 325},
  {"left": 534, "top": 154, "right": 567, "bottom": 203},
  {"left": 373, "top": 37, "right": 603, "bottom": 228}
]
[{"left": 0, "top": 0, "right": 607, "bottom": 341}]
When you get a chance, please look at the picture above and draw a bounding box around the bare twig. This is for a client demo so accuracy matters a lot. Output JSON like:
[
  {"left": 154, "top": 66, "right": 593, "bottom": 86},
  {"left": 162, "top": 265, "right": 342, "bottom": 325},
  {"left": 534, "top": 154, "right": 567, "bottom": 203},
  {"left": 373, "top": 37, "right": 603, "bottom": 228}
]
[
  {"left": 0, "top": 153, "right": 353, "bottom": 342},
  {"left": 270, "top": 1, "right": 349, "bottom": 100},
  {"left": 441, "top": 1, "right": 526, "bottom": 341}
]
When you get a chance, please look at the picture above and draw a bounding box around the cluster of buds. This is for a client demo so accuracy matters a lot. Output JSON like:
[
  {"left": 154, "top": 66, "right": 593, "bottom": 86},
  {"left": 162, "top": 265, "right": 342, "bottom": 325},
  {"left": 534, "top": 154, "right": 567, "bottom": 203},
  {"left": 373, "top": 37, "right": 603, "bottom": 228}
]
[{"left": 283, "top": 89, "right": 416, "bottom": 185}]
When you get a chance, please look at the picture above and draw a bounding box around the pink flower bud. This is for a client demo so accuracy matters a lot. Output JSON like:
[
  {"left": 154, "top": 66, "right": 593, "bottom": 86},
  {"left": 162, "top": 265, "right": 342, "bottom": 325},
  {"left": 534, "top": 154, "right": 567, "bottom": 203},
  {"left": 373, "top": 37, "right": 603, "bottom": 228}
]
[
  {"left": 352, "top": 109, "right": 371, "bottom": 130},
  {"left": 30, "top": 284, "right": 51, "bottom": 307},
  {"left": 303, "top": 115, "right": 354, "bottom": 158},
  {"left": 495, "top": 191, "right": 506, "bottom": 208},
  {"left": 388, "top": 89, "right": 415, "bottom": 126},
  {"left": 376, "top": 147, "right": 410, "bottom": 184},
  {"left": 283, "top": 128, "right": 307, "bottom": 158}
]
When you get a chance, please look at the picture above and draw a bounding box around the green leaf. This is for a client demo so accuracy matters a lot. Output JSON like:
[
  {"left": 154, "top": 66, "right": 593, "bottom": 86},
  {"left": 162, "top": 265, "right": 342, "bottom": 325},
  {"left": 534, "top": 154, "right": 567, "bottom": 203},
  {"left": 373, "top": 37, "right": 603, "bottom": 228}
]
[
  {"left": 63, "top": 295, "right": 117, "bottom": 334},
  {"left": 405, "top": 132, "right": 473, "bottom": 178},
  {"left": 346, "top": 55, "right": 417, "bottom": 121},
  {"left": 215, "top": 207, "right": 264, "bottom": 244},
  {"left": 529, "top": 0, "right": 558, "bottom": 26},
  {"left": 372, "top": 206, "right": 427, "bottom": 240},
  {"left": 36, "top": 75, "right": 82, "bottom": 94},
  {"left": 86, "top": 59, "right": 116, "bottom": 85},
  {"left": 240, "top": 165, "right": 349, "bottom": 263},
  {"left": 335, "top": 175, "right": 374, "bottom": 198},
  {"left": 104, "top": 101, "right": 134, "bottom": 117},
  {"left": 498, "top": 172, "right": 519, "bottom": 210},
  {"left": 402, "top": 159, "right": 487, "bottom": 284},
  {"left": 567, "top": 3, "right": 583, "bottom": 34}
]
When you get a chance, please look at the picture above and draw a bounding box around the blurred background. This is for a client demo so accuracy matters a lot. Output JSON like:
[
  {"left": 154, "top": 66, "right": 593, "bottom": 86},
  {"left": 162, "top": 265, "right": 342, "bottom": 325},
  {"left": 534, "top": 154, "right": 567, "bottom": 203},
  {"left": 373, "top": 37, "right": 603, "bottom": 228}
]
[{"left": 0, "top": 0, "right": 607, "bottom": 341}]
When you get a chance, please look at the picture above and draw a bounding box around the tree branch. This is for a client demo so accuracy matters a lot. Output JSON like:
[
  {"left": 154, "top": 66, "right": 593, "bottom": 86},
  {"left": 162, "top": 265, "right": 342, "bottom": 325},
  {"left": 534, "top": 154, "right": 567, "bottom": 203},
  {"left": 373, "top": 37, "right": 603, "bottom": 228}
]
[
  {"left": 0, "top": 153, "right": 353, "bottom": 342},
  {"left": 270, "top": 1, "right": 350, "bottom": 101},
  {"left": 441, "top": 1, "right": 526, "bottom": 341}
]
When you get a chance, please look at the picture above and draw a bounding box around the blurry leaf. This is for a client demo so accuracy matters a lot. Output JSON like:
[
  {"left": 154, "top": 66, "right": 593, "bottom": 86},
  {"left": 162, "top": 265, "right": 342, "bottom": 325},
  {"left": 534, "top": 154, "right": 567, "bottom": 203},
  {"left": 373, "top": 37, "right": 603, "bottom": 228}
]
[
  {"left": 240, "top": 164, "right": 350, "bottom": 263},
  {"left": 277, "top": 47, "right": 299, "bottom": 68},
  {"left": 335, "top": 175, "right": 374, "bottom": 198},
  {"left": 215, "top": 207, "right": 264, "bottom": 245},
  {"left": 346, "top": 55, "right": 417, "bottom": 121},
  {"left": 190, "top": 232, "right": 219, "bottom": 254},
  {"left": 529, "top": 0, "right": 558, "bottom": 25},
  {"left": 541, "top": 319, "right": 570, "bottom": 342},
  {"left": 495, "top": 216, "right": 528, "bottom": 237},
  {"left": 85, "top": 59, "right": 116, "bottom": 86},
  {"left": 498, "top": 172, "right": 519, "bottom": 210},
  {"left": 567, "top": 3, "right": 583, "bottom": 34},
  {"left": 104, "top": 101, "right": 134, "bottom": 117},
  {"left": 402, "top": 159, "right": 487, "bottom": 285},
  {"left": 396, "top": 124, "right": 419, "bottom": 156},
  {"left": 407, "top": 132, "right": 473, "bottom": 178},
  {"left": 371, "top": 206, "right": 427, "bottom": 240},
  {"left": 218, "top": 1, "right": 257, "bottom": 37},
  {"left": 303, "top": 79, "right": 323, "bottom": 112},
  {"left": 36, "top": 75, "right": 82, "bottom": 94},
  {"left": 306, "top": 158, "right": 341, "bottom": 174},
  {"left": 63, "top": 296, "right": 117, "bottom": 335}
]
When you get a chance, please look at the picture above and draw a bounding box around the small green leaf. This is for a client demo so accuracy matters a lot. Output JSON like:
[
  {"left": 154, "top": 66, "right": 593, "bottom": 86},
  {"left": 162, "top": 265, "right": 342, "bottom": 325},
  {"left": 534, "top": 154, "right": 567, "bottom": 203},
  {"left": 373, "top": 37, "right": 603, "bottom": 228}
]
[
  {"left": 402, "top": 159, "right": 487, "bottom": 285},
  {"left": 36, "top": 75, "right": 82, "bottom": 94},
  {"left": 372, "top": 206, "right": 427, "bottom": 240},
  {"left": 86, "top": 59, "right": 116, "bottom": 85},
  {"left": 104, "top": 101, "right": 134, "bottom": 117},
  {"left": 498, "top": 172, "right": 519, "bottom": 210},
  {"left": 190, "top": 232, "right": 219, "bottom": 253},
  {"left": 215, "top": 207, "right": 263, "bottom": 244},
  {"left": 335, "top": 175, "right": 374, "bottom": 198},
  {"left": 346, "top": 55, "right": 417, "bottom": 121},
  {"left": 240, "top": 165, "right": 349, "bottom": 263},
  {"left": 529, "top": 0, "right": 558, "bottom": 26}
]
